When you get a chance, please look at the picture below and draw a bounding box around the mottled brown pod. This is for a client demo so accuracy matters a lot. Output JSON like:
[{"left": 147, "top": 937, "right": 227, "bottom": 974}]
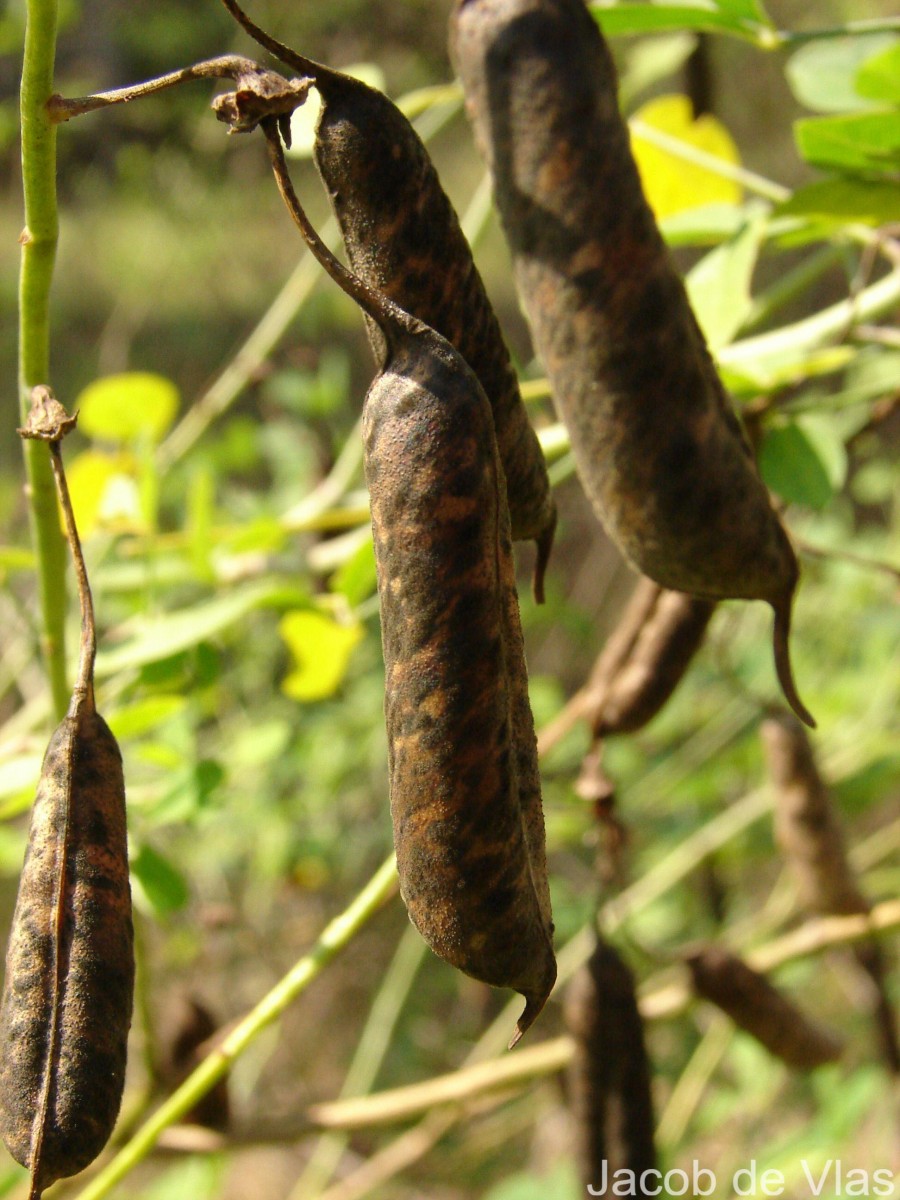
[
  {"left": 564, "top": 938, "right": 656, "bottom": 1190},
  {"left": 220, "top": 0, "right": 556, "bottom": 601},
  {"left": 1, "top": 390, "right": 134, "bottom": 1198},
  {"left": 262, "top": 128, "right": 555, "bottom": 1045},
  {"left": 686, "top": 945, "right": 842, "bottom": 1070},
  {"left": 450, "top": 0, "right": 814, "bottom": 724}
]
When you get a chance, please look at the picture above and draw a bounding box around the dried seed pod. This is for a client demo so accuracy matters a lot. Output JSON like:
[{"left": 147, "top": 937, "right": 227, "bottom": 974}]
[
  {"left": 564, "top": 938, "right": 656, "bottom": 1190},
  {"left": 263, "top": 127, "right": 555, "bottom": 1045},
  {"left": 220, "top": 0, "right": 556, "bottom": 601},
  {"left": 1, "top": 390, "right": 134, "bottom": 1197},
  {"left": 686, "top": 945, "right": 842, "bottom": 1070},
  {"left": 762, "top": 712, "right": 899, "bottom": 1074},
  {"left": 449, "top": 0, "right": 813, "bottom": 724},
  {"left": 537, "top": 577, "right": 714, "bottom": 756}
]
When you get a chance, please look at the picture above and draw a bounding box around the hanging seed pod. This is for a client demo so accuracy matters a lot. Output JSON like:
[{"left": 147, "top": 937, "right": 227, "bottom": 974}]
[
  {"left": 260, "top": 124, "right": 555, "bottom": 1045},
  {"left": 1, "top": 389, "right": 134, "bottom": 1198},
  {"left": 537, "top": 578, "right": 714, "bottom": 756},
  {"left": 449, "top": 0, "right": 813, "bottom": 724},
  {"left": 220, "top": 0, "right": 556, "bottom": 602},
  {"left": 686, "top": 945, "right": 842, "bottom": 1070},
  {"left": 590, "top": 586, "right": 716, "bottom": 738},
  {"left": 564, "top": 938, "right": 657, "bottom": 1191},
  {"left": 762, "top": 712, "right": 899, "bottom": 1074}
]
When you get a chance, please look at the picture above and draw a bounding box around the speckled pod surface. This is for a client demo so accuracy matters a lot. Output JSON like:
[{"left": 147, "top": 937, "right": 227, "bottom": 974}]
[
  {"left": 363, "top": 326, "right": 556, "bottom": 1044},
  {"left": 314, "top": 71, "right": 556, "bottom": 576},
  {"left": 0, "top": 704, "right": 134, "bottom": 1194},
  {"left": 450, "top": 0, "right": 812, "bottom": 723}
]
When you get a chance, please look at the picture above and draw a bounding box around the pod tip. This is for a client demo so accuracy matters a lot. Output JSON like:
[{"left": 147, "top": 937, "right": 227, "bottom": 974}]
[
  {"left": 531, "top": 509, "right": 557, "bottom": 606},
  {"left": 772, "top": 596, "right": 816, "bottom": 729}
]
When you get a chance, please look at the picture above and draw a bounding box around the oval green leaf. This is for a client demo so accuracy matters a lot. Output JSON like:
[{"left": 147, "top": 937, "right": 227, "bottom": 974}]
[
  {"left": 76, "top": 371, "right": 180, "bottom": 445},
  {"left": 758, "top": 420, "right": 835, "bottom": 509}
]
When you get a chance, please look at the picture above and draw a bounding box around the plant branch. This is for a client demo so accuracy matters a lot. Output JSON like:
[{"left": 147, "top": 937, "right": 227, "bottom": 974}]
[{"left": 19, "top": 0, "right": 68, "bottom": 719}]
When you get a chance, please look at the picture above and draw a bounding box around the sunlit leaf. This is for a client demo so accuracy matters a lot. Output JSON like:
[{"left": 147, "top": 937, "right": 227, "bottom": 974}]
[
  {"left": 855, "top": 41, "right": 900, "bottom": 105},
  {"left": 758, "top": 420, "right": 835, "bottom": 508},
  {"left": 786, "top": 34, "right": 898, "bottom": 113},
  {"left": 776, "top": 178, "right": 900, "bottom": 226},
  {"left": 76, "top": 371, "right": 179, "bottom": 445},
  {"left": 329, "top": 535, "right": 377, "bottom": 607},
  {"left": 659, "top": 201, "right": 752, "bottom": 246},
  {"left": 106, "top": 695, "right": 188, "bottom": 740},
  {"left": 795, "top": 110, "right": 900, "bottom": 176},
  {"left": 686, "top": 218, "right": 764, "bottom": 348},
  {"left": 592, "top": 2, "right": 771, "bottom": 40},
  {"left": 280, "top": 609, "right": 364, "bottom": 701},
  {"left": 65, "top": 448, "right": 144, "bottom": 536},
  {"left": 631, "top": 94, "right": 742, "bottom": 218},
  {"left": 96, "top": 581, "right": 304, "bottom": 676},
  {"left": 131, "top": 842, "right": 190, "bottom": 915},
  {"left": 287, "top": 63, "right": 386, "bottom": 158}
]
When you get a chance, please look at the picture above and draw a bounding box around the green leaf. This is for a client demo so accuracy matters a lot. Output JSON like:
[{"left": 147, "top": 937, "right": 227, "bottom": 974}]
[
  {"left": 106, "top": 695, "right": 188, "bottom": 740},
  {"left": 786, "top": 34, "right": 898, "bottom": 113},
  {"left": 776, "top": 178, "right": 900, "bottom": 225},
  {"left": 794, "top": 110, "right": 900, "bottom": 176},
  {"left": 794, "top": 414, "right": 848, "bottom": 492},
  {"left": 591, "top": 2, "right": 770, "bottom": 40},
  {"left": 96, "top": 581, "right": 305, "bottom": 676},
  {"left": 686, "top": 218, "right": 764, "bottom": 349},
  {"left": 280, "top": 609, "right": 364, "bottom": 701},
  {"left": 329, "top": 535, "right": 377, "bottom": 607},
  {"left": 149, "top": 759, "right": 226, "bottom": 825},
  {"left": 659, "top": 201, "right": 752, "bottom": 245},
  {"left": 720, "top": 345, "right": 855, "bottom": 395},
  {"left": 855, "top": 41, "right": 900, "bottom": 104},
  {"left": 130, "top": 842, "right": 190, "bottom": 915},
  {"left": 758, "top": 420, "right": 835, "bottom": 508},
  {"left": 76, "top": 371, "right": 179, "bottom": 445}
]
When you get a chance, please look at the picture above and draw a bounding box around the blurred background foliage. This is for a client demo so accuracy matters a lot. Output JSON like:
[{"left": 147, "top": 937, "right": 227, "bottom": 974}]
[{"left": 1, "top": 0, "right": 898, "bottom": 1197}]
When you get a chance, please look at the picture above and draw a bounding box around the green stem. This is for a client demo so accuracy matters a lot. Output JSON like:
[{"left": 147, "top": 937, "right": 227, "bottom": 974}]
[
  {"left": 72, "top": 856, "right": 398, "bottom": 1200},
  {"left": 19, "top": 0, "right": 68, "bottom": 719}
]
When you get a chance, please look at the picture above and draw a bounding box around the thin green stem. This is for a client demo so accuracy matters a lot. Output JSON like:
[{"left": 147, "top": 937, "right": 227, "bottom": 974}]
[
  {"left": 776, "top": 19, "right": 900, "bottom": 47},
  {"left": 721, "top": 264, "right": 900, "bottom": 369},
  {"left": 72, "top": 856, "right": 398, "bottom": 1200},
  {"left": 19, "top": 0, "right": 68, "bottom": 719}
]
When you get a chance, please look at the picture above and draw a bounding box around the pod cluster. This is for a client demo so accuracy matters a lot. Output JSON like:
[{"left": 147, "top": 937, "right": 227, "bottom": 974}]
[{"left": 257, "top": 110, "right": 556, "bottom": 1044}]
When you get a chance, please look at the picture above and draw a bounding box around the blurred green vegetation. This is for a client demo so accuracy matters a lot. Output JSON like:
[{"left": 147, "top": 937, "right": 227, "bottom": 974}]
[{"left": 1, "top": 1, "right": 899, "bottom": 1198}]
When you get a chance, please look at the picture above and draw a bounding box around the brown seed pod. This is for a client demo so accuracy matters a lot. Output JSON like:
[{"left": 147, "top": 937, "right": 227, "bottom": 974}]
[
  {"left": 449, "top": 0, "right": 813, "bottom": 724},
  {"left": 263, "top": 127, "right": 556, "bottom": 1046},
  {"left": 537, "top": 578, "right": 714, "bottom": 756},
  {"left": 564, "top": 938, "right": 656, "bottom": 1190},
  {"left": 220, "top": 0, "right": 556, "bottom": 601},
  {"left": 762, "top": 712, "right": 899, "bottom": 1074},
  {"left": 1, "top": 391, "right": 134, "bottom": 1198},
  {"left": 686, "top": 945, "right": 843, "bottom": 1070}
]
